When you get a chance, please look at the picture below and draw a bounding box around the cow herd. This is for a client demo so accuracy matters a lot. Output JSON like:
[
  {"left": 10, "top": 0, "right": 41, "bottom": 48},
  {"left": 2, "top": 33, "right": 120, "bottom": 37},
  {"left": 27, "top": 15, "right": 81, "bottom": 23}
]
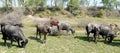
[
  {"left": 86, "top": 23, "right": 118, "bottom": 43},
  {"left": 0, "top": 17, "right": 119, "bottom": 48}
]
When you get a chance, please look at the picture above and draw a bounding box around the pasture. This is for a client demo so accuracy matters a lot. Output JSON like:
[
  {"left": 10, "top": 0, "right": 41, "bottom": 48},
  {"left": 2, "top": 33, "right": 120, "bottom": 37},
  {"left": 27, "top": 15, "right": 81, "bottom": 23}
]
[{"left": 0, "top": 16, "right": 120, "bottom": 53}]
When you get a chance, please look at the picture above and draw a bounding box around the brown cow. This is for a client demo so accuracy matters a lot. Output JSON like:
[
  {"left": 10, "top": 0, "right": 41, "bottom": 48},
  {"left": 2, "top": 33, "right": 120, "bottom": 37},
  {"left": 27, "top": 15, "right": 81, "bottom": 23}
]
[
  {"left": 36, "top": 23, "right": 53, "bottom": 43},
  {"left": 50, "top": 18, "right": 59, "bottom": 27}
]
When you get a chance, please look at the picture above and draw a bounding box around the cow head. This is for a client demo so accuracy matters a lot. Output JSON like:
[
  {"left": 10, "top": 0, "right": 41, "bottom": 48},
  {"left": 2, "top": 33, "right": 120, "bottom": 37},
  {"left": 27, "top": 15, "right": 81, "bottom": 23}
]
[
  {"left": 21, "top": 38, "right": 28, "bottom": 48},
  {"left": 107, "top": 31, "right": 116, "bottom": 43},
  {"left": 47, "top": 27, "right": 54, "bottom": 35}
]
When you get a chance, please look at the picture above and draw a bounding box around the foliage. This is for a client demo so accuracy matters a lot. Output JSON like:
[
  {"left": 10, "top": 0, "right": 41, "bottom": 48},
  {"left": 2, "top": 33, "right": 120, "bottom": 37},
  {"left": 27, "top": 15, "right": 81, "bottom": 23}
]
[
  {"left": 67, "top": 0, "right": 80, "bottom": 16},
  {"left": 102, "top": 0, "right": 120, "bottom": 10},
  {"left": 0, "top": 0, "right": 120, "bottom": 17},
  {"left": 99, "top": 9, "right": 106, "bottom": 18}
]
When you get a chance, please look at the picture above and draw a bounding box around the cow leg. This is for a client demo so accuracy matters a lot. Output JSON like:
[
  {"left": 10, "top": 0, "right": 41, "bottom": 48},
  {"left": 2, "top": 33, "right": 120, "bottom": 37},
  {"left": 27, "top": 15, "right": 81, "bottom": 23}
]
[
  {"left": 36, "top": 29, "right": 39, "bottom": 38},
  {"left": 108, "top": 36, "right": 113, "bottom": 43},
  {"left": 43, "top": 33, "right": 47, "bottom": 43},
  {"left": 9, "top": 37, "right": 14, "bottom": 48},
  {"left": 66, "top": 30, "right": 69, "bottom": 36},
  {"left": 93, "top": 34, "right": 97, "bottom": 43},
  {"left": 2, "top": 35, "right": 7, "bottom": 46},
  {"left": 17, "top": 39, "right": 20, "bottom": 47},
  {"left": 44, "top": 33, "right": 47, "bottom": 41},
  {"left": 104, "top": 36, "right": 107, "bottom": 42},
  {"left": 4, "top": 39, "right": 7, "bottom": 46},
  {"left": 87, "top": 32, "right": 90, "bottom": 42},
  {"left": 71, "top": 29, "right": 75, "bottom": 36},
  {"left": 39, "top": 32, "right": 41, "bottom": 39}
]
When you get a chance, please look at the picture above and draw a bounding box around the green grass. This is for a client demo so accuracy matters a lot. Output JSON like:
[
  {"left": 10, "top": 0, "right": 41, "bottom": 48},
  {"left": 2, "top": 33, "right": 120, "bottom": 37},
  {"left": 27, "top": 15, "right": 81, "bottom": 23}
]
[{"left": 0, "top": 17, "right": 120, "bottom": 53}]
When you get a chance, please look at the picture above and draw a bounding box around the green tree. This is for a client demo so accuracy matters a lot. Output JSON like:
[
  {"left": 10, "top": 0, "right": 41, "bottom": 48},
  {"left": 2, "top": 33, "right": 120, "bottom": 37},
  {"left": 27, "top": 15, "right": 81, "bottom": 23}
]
[
  {"left": 24, "top": 0, "right": 46, "bottom": 7},
  {"left": 67, "top": 0, "right": 80, "bottom": 16},
  {"left": 102, "top": 0, "right": 114, "bottom": 9},
  {"left": 67, "top": 0, "right": 79, "bottom": 12},
  {"left": 51, "top": 0, "right": 53, "bottom": 7},
  {"left": 61, "top": 0, "right": 68, "bottom": 9},
  {"left": 112, "top": 0, "right": 120, "bottom": 9},
  {"left": 18, "top": 0, "right": 25, "bottom": 7}
]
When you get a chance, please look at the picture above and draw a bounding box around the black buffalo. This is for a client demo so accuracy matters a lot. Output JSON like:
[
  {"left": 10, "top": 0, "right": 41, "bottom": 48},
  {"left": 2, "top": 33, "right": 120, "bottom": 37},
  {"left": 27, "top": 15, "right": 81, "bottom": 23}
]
[
  {"left": 86, "top": 23, "right": 116, "bottom": 43},
  {"left": 57, "top": 22, "right": 75, "bottom": 36},
  {"left": 1, "top": 24, "right": 28, "bottom": 48}
]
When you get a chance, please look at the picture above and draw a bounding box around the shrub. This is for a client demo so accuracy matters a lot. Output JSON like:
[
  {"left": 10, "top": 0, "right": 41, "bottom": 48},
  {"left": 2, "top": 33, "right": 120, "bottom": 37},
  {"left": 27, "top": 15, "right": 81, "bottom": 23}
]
[{"left": 99, "top": 9, "right": 106, "bottom": 18}]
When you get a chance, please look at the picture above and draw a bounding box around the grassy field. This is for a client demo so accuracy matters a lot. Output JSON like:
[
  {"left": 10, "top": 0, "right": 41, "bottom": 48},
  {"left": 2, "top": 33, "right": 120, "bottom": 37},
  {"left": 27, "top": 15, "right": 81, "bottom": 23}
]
[{"left": 0, "top": 16, "right": 120, "bottom": 53}]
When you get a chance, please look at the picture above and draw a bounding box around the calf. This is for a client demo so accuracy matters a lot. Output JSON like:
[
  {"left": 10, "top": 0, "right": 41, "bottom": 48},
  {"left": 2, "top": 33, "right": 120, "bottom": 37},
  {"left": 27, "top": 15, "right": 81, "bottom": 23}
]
[
  {"left": 57, "top": 22, "right": 75, "bottom": 36},
  {"left": 1, "top": 24, "right": 28, "bottom": 48},
  {"left": 36, "top": 23, "right": 52, "bottom": 43}
]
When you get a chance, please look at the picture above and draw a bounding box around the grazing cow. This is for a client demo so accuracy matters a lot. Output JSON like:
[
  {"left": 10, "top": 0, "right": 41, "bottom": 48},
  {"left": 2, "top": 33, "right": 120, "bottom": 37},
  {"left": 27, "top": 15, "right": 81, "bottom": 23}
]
[
  {"left": 0, "top": 21, "right": 23, "bottom": 45},
  {"left": 99, "top": 25, "right": 116, "bottom": 43},
  {"left": 86, "top": 23, "right": 116, "bottom": 43},
  {"left": 57, "top": 22, "right": 75, "bottom": 36},
  {"left": 1, "top": 24, "right": 28, "bottom": 48},
  {"left": 0, "top": 20, "right": 23, "bottom": 35},
  {"left": 36, "top": 23, "right": 53, "bottom": 43}
]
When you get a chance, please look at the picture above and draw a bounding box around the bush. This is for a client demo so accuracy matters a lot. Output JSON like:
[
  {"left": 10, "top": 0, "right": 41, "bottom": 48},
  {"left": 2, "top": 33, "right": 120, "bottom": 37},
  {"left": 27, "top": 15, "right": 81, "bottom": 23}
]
[
  {"left": 79, "top": 9, "right": 88, "bottom": 16},
  {"left": 61, "top": 10, "right": 70, "bottom": 15},
  {"left": 99, "top": 9, "right": 106, "bottom": 18},
  {"left": 72, "top": 10, "right": 80, "bottom": 16},
  {"left": 46, "top": 10, "right": 51, "bottom": 14}
]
